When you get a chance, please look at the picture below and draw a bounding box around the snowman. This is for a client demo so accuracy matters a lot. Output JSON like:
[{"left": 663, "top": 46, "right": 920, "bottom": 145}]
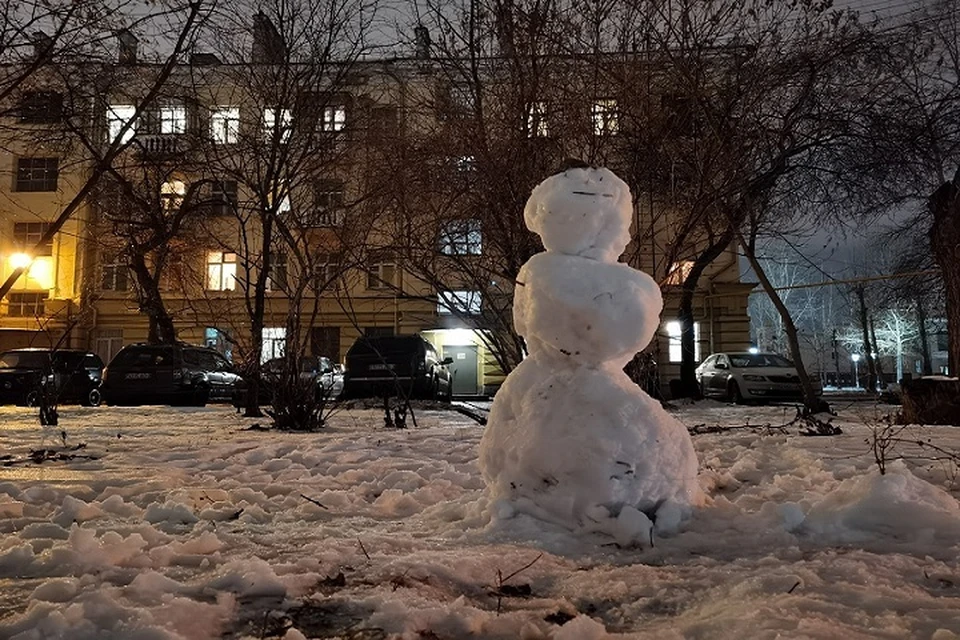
[{"left": 479, "top": 166, "right": 702, "bottom": 545}]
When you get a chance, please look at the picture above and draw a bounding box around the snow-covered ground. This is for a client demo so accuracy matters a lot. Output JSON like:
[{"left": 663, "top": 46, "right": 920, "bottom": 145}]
[{"left": 1, "top": 400, "right": 959, "bottom": 639}]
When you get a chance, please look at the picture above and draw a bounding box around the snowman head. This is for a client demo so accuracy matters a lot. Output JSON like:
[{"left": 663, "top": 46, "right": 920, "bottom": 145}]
[{"left": 524, "top": 167, "right": 632, "bottom": 262}]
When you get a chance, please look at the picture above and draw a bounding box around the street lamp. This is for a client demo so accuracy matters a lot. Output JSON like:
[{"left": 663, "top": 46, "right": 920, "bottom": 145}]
[{"left": 851, "top": 353, "right": 861, "bottom": 389}]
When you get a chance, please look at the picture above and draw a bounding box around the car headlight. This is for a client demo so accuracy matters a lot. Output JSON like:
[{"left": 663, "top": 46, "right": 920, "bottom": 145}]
[{"left": 742, "top": 375, "right": 767, "bottom": 382}]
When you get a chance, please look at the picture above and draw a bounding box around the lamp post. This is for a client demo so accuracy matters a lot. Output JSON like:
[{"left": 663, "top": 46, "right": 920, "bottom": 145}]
[{"left": 851, "top": 353, "right": 861, "bottom": 389}]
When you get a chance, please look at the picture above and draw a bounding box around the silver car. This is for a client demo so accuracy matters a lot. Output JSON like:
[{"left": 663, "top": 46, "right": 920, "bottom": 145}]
[{"left": 695, "top": 352, "right": 820, "bottom": 403}]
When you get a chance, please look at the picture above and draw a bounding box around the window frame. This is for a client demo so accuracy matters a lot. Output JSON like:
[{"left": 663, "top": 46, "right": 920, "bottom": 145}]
[
  {"left": 13, "top": 221, "right": 52, "bottom": 256},
  {"left": 437, "top": 289, "right": 482, "bottom": 315},
  {"left": 592, "top": 98, "right": 619, "bottom": 136},
  {"left": 263, "top": 107, "right": 292, "bottom": 143},
  {"left": 205, "top": 250, "right": 237, "bottom": 291},
  {"left": 439, "top": 219, "right": 482, "bottom": 255},
  {"left": 15, "top": 157, "right": 59, "bottom": 192},
  {"left": 107, "top": 104, "right": 137, "bottom": 143},
  {"left": 159, "top": 105, "right": 187, "bottom": 134},
  {"left": 7, "top": 291, "right": 48, "bottom": 317},
  {"left": 210, "top": 106, "right": 240, "bottom": 144},
  {"left": 666, "top": 320, "right": 701, "bottom": 363}
]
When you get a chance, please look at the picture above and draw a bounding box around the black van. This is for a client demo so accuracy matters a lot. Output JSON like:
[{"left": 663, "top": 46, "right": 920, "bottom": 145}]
[
  {"left": 101, "top": 343, "right": 241, "bottom": 406},
  {"left": 342, "top": 334, "right": 453, "bottom": 401},
  {"left": 0, "top": 349, "right": 104, "bottom": 406}
]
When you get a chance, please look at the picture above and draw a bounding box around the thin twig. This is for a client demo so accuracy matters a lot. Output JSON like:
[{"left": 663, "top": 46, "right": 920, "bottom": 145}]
[
  {"left": 357, "top": 537, "right": 370, "bottom": 560},
  {"left": 300, "top": 494, "right": 328, "bottom": 509}
]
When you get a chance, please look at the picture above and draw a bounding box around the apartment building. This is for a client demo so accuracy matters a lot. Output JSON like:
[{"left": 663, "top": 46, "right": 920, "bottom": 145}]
[{"left": 0, "top": 22, "right": 753, "bottom": 397}]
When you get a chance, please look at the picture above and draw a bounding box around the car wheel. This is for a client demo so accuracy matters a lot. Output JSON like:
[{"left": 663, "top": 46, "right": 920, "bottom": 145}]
[
  {"left": 83, "top": 388, "right": 102, "bottom": 407},
  {"left": 727, "top": 380, "right": 744, "bottom": 404},
  {"left": 443, "top": 381, "right": 453, "bottom": 403},
  {"left": 190, "top": 386, "right": 209, "bottom": 407}
]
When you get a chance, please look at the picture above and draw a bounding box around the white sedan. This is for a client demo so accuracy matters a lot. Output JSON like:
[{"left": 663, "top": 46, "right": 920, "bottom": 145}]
[{"left": 695, "top": 352, "right": 820, "bottom": 403}]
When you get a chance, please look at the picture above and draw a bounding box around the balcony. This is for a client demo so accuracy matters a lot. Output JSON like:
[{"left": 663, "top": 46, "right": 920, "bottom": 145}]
[{"left": 135, "top": 134, "right": 184, "bottom": 159}]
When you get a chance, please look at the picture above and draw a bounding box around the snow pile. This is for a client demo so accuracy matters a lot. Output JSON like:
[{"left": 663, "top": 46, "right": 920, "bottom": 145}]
[
  {"left": 801, "top": 461, "right": 960, "bottom": 543},
  {"left": 480, "top": 167, "right": 702, "bottom": 542}
]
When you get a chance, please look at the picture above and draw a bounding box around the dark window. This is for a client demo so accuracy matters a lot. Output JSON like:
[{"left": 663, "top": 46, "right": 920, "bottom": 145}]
[
  {"left": 110, "top": 345, "right": 175, "bottom": 367},
  {"left": 15, "top": 157, "right": 59, "bottom": 192},
  {"left": 211, "top": 180, "right": 238, "bottom": 216},
  {"left": 101, "top": 254, "right": 129, "bottom": 291},
  {"left": 19, "top": 91, "right": 63, "bottom": 123},
  {"left": 0, "top": 350, "right": 50, "bottom": 368},
  {"left": 267, "top": 251, "right": 287, "bottom": 291},
  {"left": 13, "top": 222, "right": 52, "bottom": 256},
  {"left": 311, "top": 181, "right": 344, "bottom": 226},
  {"left": 311, "top": 326, "right": 340, "bottom": 359},
  {"left": 7, "top": 292, "right": 48, "bottom": 317}
]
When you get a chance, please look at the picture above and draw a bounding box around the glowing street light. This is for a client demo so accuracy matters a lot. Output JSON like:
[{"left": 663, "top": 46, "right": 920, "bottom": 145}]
[
  {"left": 8, "top": 253, "right": 32, "bottom": 270},
  {"left": 851, "top": 353, "right": 861, "bottom": 389}
]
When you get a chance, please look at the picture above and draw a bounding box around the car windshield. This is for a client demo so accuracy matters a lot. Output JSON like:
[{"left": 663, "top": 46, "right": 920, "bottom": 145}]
[
  {"left": 110, "top": 346, "right": 175, "bottom": 367},
  {"left": 348, "top": 337, "right": 422, "bottom": 357},
  {"left": 0, "top": 351, "right": 49, "bottom": 369},
  {"left": 729, "top": 354, "right": 794, "bottom": 368}
]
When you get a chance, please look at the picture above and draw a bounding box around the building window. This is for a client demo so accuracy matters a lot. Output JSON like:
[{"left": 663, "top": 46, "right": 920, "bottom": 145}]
[
  {"left": 101, "top": 254, "right": 130, "bottom": 291},
  {"left": 161, "top": 180, "right": 186, "bottom": 212},
  {"left": 366, "top": 261, "right": 395, "bottom": 290},
  {"left": 266, "top": 251, "right": 287, "bottom": 291},
  {"left": 211, "top": 180, "right": 238, "bottom": 216},
  {"left": 438, "top": 290, "right": 482, "bottom": 315},
  {"left": 262, "top": 327, "right": 286, "bottom": 363},
  {"left": 528, "top": 101, "right": 548, "bottom": 137},
  {"left": 211, "top": 106, "right": 240, "bottom": 144},
  {"left": 107, "top": 104, "right": 137, "bottom": 143},
  {"left": 320, "top": 105, "right": 346, "bottom": 132},
  {"left": 592, "top": 98, "right": 619, "bottom": 135},
  {"left": 7, "top": 292, "right": 48, "bottom": 317},
  {"left": 664, "top": 260, "right": 694, "bottom": 285},
  {"left": 666, "top": 320, "right": 701, "bottom": 363},
  {"left": 13, "top": 222, "right": 52, "bottom": 256},
  {"left": 15, "top": 158, "right": 59, "bottom": 192},
  {"left": 364, "top": 326, "right": 395, "bottom": 338},
  {"left": 312, "top": 181, "right": 344, "bottom": 226},
  {"left": 206, "top": 251, "right": 237, "bottom": 291},
  {"left": 263, "top": 107, "right": 292, "bottom": 143},
  {"left": 439, "top": 219, "right": 482, "bottom": 255},
  {"left": 19, "top": 91, "right": 63, "bottom": 123},
  {"left": 159, "top": 105, "right": 186, "bottom": 134},
  {"left": 95, "top": 328, "right": 123, "bottom": 364},
  {"left": 314, "top": 254, "right": 341, "bottom": 289}
]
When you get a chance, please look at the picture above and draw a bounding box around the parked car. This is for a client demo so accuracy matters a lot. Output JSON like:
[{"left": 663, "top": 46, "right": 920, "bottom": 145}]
[
  {"left": 0, "top": 348, "right": 104, "bottom": 406},
  {"left": 101, "top": 343, "right": 241, "bottom": 407},
  {"left": 232, "top": 355, "right": 344, "bottom": 407},
  {"left": 695, "top": 352, "right": 822, "bottom": 403},
  {"left": 342, "top": 334, "right": 453, "bottom": 401}
]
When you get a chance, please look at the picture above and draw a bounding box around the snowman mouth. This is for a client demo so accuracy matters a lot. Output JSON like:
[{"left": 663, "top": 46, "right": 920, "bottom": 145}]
[{"left": 571, "top": 190, "right": 615, "bottom": 198}]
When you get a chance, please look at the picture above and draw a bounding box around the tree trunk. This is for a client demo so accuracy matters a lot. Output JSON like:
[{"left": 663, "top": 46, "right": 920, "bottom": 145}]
[
  {"left": 915, "top": 296, "right": 933, "bottom": 376},
  {"left": 676, "top": 235, "right": 733, "bottom": 398},
  {"left": 870, "top": 315, "right": 885, "bottom": 387},
  {"left": 929, "top": 167, "right": 960, "bottom": 377},
  {"left": 129, "top": 253, "right": 176, "bottom": 344},
  {"left": 741, "top": 236, "right": 825, "bottom": 412},
  {"left": 244, "top": 216, "right": 274, "bottom": 418},
  {"left": 854, "top": 286, "right": 877, "bottom": 390}
]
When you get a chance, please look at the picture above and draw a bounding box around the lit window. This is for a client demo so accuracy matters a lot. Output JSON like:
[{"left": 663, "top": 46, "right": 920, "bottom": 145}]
[
  {"left": 321, "top": 105, "right": 346, "bottom": 132},
  {"left": 592, "top": 98, "right": 618, "bottom": 135},
  {"left": 161, "top": 180, "right": 186, "bottom": 212},
  {"left": 261, "top": 327, "right": 286, "bottom": 363},
  {"left": 367, "top": 262, "right": 395, "bottom": 290},
  {"left": 206, "top": 251, "right": 237, "bottom": 291},
  {"left": 160, "top": 105, "right": 186, "bottom": 134},
  {"left": 667, "top": 321, "right": 701, "bottom": 363},
  {"left": 438, "top": 290, "right": 482, "bottom": 315},
  {"left": 211, "top": 106, "right": 240, "bottom": 144},
  {"left": 263, "top": 107, "right": 292, "bottom": 143},
  {"left": 107, "top": 104, "right": 137, "bottom": 143},
  {"left": 664, "top": 260, "right": 694, "bottom": 285},
  {"left": 528, "top": 101, "right": 548, "bottom": 137},
  {"left": 439, "top": 219, "right": 482, "bottom": 255}
]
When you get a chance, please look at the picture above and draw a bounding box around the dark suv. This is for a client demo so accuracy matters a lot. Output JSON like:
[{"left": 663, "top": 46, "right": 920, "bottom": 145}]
[
  {"left": 101, "top": 343, "right": 241, "bottom": 407},
  {"left": 0, "top": 348, "right": 104, "bottom": 406},
  {"left": 342, "top": 334, "right": 453, "bottom": 401}
]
